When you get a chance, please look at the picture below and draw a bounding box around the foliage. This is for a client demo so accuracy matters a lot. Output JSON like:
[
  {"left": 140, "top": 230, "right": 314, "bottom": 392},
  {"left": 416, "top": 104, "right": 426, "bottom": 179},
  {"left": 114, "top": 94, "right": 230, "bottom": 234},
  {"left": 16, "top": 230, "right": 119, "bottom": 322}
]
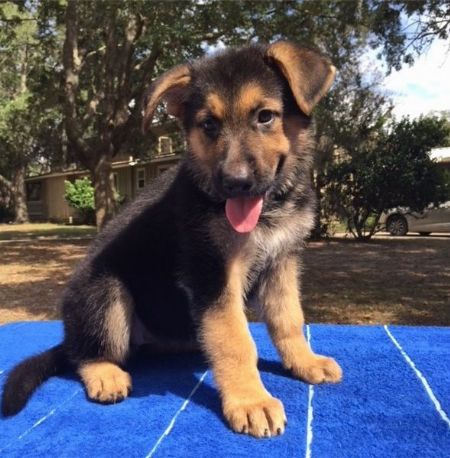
[
  {"left": 325, "top": 117, "right": 450, "bottom": 240},
  {"left": 64, "top": 176, "right": 125, "bottom": 225},
  {"left": 0, "top": 1, "right": 63, "bottom": 222},
  {"left": 312, "top": 55, "right": 393, "bottom": 237},
  {"left": 369, "top": 0, "right": 450, "bottom": 70},
  {"left": 1, "top": 0, "right": 450, "bottom": 230},
  {"left": 64, "top": 177, "right": 95, "bottom": 224}
]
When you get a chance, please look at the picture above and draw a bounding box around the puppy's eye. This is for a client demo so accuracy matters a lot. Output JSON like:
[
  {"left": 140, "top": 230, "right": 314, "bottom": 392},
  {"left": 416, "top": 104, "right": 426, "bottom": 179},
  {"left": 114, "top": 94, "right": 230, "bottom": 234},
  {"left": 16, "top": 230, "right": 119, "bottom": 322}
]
[
  {"left": 202, "top": 117, "right": 218, "bottom": 134},
  {"left": 257, "top": 110, "right": 275, "bottom": 125}
]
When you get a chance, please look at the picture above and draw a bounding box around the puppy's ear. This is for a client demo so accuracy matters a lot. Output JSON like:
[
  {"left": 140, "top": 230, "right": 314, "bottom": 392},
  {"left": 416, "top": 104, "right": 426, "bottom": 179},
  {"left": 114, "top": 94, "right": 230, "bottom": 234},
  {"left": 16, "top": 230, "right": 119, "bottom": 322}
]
[
  {"left": 142, "top": 64, "right": 191, "bottom": 133},
  {"left": 266, "top": 41, "right": 336, "bottom": 116}
]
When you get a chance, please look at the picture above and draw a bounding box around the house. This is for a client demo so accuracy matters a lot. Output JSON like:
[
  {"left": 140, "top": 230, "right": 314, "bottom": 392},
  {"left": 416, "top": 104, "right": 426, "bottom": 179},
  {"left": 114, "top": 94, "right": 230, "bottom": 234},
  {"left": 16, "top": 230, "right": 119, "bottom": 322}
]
[
  {"left": 25, "top": 127, "right": 183, "bottom": 222},
  {"left": 430, "top": 147, "right": 450, "bottom": 171}
]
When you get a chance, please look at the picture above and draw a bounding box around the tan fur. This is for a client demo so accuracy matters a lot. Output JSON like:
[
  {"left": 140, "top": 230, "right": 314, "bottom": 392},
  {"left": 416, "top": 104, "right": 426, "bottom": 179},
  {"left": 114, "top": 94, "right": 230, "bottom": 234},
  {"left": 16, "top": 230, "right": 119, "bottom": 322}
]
[
  {"left": 259, "top": 257, "right": 342, "bottom": 384},
  {"left": 143, "top": 64, "right": 191, "bottom": 132},
  {"left": 236, "top": 83, "right": 264, "bottom": 115},
  {"left": 236, "top": 84, "right": 290, "bottom": 171},
  {"left": 257, "top": 125, "right": 290, "bottom": 169},
  {"left": 236, "top": 83, "right": 283, "bottom": 118},
  {"left": 282, "top": 115, "right": 313, "bottom": 150},
  {"left": 104, "top": 285, "right": 133, "bottom": 363},
  {"left": 200, "top": 255, "right": 286, "bottom": 437},
  {"left": 266, "top": 41, "right": 336, "bottom": 115},
  {"left": 78, "top": 361, "right": 132, "bottom": 403},
  {"left": 188, "top": 129, "right": 208, "bottom": 160},
  {"left": 187, "top": 129, "right": 221, "bottom": 180},
  {"left": 206, "top": 92, "right": 226, "bottom": 119}
]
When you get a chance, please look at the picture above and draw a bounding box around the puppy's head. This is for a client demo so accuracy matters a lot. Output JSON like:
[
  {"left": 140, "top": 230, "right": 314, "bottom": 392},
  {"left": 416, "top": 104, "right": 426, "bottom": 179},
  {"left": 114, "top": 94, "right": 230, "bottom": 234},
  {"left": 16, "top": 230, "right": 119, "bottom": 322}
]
[{"left": 143, "top": 41, "right": 335, "bottom": 233}]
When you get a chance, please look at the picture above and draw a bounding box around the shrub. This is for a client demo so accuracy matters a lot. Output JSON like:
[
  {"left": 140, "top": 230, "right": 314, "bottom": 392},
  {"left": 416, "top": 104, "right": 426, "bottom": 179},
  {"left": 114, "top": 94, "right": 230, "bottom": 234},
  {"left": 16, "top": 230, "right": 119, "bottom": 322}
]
[
  {"left": 324, "top": 117, "right": 450, "bottom": 240},
  {"left": 64, "top": 177, "right": 95, "bottom": 225}
]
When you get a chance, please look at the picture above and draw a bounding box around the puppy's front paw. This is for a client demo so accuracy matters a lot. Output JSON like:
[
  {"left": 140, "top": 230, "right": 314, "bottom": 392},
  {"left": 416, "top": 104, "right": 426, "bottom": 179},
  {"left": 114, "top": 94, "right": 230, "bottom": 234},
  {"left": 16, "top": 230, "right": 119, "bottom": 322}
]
[
  {"left": 79, "top": 361, "right": 132, "bottom": 404},
  {"left": 224, "top": 395, "right": 287, "bottom": 438},
  {"left": 291, "top": 356, "right": 342, "bottom": 384}
]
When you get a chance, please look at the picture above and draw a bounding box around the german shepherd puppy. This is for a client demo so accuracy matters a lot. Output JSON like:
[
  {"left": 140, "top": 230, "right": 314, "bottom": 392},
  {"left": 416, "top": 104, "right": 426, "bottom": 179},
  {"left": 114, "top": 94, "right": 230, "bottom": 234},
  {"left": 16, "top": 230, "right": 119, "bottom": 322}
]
[{"left": 2, "top": 41, "right": 342, "bottom": 437}]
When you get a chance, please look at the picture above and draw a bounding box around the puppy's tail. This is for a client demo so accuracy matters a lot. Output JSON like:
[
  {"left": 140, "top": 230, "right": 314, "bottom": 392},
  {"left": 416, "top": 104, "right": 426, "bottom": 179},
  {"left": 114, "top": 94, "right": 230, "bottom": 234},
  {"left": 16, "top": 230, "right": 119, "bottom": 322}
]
[{"left": 1, "top": 344, "right": 67, "bottom": 417}]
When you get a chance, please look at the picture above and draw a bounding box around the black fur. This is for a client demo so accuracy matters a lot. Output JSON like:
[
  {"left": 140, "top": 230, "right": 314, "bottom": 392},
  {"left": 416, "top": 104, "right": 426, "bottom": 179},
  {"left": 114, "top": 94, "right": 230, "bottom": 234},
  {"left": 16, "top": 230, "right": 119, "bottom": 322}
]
[{"left": 1, "top": 345, "right": 66, "bottom": 416}]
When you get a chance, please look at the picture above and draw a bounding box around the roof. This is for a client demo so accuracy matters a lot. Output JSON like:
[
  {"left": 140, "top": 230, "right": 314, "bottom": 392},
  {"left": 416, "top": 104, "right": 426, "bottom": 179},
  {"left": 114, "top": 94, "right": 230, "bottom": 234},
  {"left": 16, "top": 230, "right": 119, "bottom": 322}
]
[{"left": 26, "top": 154, "right": 181, "bottom": 182}]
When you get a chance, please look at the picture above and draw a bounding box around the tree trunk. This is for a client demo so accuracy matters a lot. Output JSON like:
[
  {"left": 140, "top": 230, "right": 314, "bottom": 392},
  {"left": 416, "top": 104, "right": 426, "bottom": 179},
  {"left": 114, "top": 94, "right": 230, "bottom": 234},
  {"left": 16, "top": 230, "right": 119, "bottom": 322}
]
[
  {"left": 12, "top": 165, "right": 29, "bottom": 224},
  {"left": 93, "top": 158, "right": 116, "bottom": 230},
  {"left": 0, "top": 175, "right": 13, "bottom": 210}
]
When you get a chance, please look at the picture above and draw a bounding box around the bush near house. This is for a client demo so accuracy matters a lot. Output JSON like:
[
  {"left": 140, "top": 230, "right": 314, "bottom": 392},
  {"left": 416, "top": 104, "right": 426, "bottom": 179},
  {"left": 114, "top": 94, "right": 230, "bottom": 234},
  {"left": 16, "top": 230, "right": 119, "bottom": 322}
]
[{"left": 64, "top": 177, "right": 95, "bottom": 225}]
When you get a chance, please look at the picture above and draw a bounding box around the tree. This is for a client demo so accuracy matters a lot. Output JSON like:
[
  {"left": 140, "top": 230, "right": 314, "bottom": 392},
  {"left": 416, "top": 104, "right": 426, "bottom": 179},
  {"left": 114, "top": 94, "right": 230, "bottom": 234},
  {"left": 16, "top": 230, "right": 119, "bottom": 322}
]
[
  {"left": 369, "top": 0, "right": 450, "bottom": 70},
  {"left": 0, "top": 2, "right": 37, "bottom": 223},
  {"left": 311, "top": 55, "right": 393, "bottom": 237},
  {"left": 0, "top": 1, "right": 62, "bottom": 223},
  {"left": 325, "top": 116, "right": 450, "bottom": 240}
]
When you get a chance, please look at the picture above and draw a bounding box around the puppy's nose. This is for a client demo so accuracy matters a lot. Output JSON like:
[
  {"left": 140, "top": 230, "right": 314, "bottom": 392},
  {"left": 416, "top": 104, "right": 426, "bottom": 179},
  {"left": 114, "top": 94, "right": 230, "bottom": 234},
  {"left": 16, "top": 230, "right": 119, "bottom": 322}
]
[{"left": 222, "top": 167, "right": 253, "bottom": 195}]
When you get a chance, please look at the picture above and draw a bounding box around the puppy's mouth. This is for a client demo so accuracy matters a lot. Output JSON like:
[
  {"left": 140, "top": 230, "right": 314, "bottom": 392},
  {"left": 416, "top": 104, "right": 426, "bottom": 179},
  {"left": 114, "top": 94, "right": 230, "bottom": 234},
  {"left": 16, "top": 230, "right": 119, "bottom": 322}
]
[{"left": 225, "top": 195, "right": 264, "bottom": 233}]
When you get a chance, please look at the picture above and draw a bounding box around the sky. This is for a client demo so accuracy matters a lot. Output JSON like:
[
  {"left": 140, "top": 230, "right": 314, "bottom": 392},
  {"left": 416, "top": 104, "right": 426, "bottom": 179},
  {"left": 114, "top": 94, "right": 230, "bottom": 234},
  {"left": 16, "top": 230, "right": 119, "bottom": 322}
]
[{"left": 381, "top": 39, "right": 450, "bottom": 119}]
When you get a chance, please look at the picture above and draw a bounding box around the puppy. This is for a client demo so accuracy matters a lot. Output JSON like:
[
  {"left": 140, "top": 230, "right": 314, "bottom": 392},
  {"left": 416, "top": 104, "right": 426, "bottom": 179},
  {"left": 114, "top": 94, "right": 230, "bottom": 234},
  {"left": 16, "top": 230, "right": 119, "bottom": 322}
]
[{"left": 2, "top": 41, "right": 342, "bottom": 438}]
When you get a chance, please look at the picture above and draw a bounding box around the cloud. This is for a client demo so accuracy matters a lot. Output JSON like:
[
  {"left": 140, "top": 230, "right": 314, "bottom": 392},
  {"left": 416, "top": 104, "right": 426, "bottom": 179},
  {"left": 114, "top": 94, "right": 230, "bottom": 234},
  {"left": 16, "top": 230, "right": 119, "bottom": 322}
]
[{"left": 382, "top": 40, "right": 450, "bottom": 118}]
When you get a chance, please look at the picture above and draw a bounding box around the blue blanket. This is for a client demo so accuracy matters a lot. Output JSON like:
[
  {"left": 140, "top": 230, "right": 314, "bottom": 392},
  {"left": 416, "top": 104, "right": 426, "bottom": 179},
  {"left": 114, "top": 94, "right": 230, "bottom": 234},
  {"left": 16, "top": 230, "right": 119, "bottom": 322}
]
[{"left": 1, "top": 322, "right": 449, "bottom": 457}]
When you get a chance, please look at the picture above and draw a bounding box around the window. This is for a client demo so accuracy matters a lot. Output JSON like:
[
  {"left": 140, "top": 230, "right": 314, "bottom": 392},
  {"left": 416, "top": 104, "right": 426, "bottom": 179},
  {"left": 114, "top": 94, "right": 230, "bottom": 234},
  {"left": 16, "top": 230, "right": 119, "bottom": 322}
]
[
  {"left": 158, "top": 136, "right": 173, "bottom": 155},
  {"left": 136, "top": 168, "right": 146, "bottom": 190},
  {"left": 26, "top": 182, "right": 42, "bottom": 202}
]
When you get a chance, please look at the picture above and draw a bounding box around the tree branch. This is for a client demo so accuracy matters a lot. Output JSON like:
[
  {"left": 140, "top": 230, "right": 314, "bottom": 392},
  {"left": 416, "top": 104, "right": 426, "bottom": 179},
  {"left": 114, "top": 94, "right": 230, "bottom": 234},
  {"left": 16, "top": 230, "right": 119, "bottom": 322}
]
[
  {"left": 63, "top": 0, "right": 92, "bottom": 168},
  {"left": 113, "top": 14, "right": 145, "bottom": 128}
]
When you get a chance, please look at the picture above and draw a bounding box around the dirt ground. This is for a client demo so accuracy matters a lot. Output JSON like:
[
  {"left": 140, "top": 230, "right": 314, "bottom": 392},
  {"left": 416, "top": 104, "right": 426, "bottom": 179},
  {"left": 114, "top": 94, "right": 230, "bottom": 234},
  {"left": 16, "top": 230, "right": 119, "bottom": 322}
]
[
  {"left": 302, "top": 235, "right": 450, "bottom": 325},
  {"left": 0, "top": 235, "right": 449, "bottom": 326}
]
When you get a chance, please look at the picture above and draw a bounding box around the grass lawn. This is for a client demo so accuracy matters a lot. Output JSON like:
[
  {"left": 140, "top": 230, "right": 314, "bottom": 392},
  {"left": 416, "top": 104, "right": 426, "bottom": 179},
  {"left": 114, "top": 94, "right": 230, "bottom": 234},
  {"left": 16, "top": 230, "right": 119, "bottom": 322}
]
[
  {"left": 0, "top": 231, "right": 448, "bottom": 325},
  {"left": 0, "top": 223, "right": 96, "bottom": 241}
]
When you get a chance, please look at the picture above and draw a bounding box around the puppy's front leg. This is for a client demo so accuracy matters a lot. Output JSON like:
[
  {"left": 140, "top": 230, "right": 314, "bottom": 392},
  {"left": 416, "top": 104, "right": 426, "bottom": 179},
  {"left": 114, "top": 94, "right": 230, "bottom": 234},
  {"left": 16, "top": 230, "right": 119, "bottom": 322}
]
[
  {"left": 259, "top": 256, "right": 342, "bottom": 384},
  {"left": 200, "top": 259, "right": 286, "bottom": 438}
]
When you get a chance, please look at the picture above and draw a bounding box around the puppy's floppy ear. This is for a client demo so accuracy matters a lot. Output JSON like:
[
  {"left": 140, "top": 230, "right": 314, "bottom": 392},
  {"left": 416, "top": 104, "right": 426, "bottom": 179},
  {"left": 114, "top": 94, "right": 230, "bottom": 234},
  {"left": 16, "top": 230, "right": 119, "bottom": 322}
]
[
  {"left": 142, "top": 64, "right": 191, "bottom": 133},
  {"left": 266, "top": 41, "right": 336, "bottom": 116}
]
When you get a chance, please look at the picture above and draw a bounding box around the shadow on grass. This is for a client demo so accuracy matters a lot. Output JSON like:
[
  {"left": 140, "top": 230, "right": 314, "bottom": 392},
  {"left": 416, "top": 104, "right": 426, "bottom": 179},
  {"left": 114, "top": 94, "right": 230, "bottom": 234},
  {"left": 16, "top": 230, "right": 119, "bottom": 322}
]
[
  {"left": 0, "top": 227, "right": 96, "bottom": 241},
  {"left": 302, "top": 236, "right": 450, "bottom": 326}
]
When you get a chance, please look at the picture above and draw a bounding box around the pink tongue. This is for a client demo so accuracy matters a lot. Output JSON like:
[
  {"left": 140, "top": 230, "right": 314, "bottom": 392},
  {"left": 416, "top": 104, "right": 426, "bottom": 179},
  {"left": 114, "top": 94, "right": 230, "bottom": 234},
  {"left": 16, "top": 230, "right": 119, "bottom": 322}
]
[{"left": 225, "top": 196, "right": 264, "bottom": 233}]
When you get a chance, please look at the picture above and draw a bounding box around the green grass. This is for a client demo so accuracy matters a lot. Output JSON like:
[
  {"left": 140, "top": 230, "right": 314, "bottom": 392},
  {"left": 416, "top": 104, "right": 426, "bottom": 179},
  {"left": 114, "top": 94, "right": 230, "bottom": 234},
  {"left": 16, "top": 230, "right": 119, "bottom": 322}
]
[
  {"left": 0, "top": 223, "right": 96, "bottom": 241},
  {"left": 326, "top": 220, "right": 347, "bottom": 234}
]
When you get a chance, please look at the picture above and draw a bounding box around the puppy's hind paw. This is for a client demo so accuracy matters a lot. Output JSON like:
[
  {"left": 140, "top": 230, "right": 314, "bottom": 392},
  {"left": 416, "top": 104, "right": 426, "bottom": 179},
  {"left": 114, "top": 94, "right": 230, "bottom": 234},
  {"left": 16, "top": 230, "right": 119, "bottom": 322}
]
[{"left": 79, "top": 361, "right": 132, "bottom": 404}]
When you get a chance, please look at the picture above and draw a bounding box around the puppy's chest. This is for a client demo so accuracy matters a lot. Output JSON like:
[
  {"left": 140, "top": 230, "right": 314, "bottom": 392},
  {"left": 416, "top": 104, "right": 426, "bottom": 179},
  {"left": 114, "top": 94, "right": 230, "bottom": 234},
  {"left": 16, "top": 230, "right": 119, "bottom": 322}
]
[{"left": 244, "top": 217, "right": 302, "bottom": 280}]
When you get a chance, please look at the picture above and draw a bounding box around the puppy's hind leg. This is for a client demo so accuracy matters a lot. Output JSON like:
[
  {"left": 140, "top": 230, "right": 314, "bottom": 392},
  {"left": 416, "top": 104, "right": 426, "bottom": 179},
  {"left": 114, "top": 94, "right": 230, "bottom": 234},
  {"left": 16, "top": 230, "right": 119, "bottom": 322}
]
[{"left": 67, "top": 278, "right": 134, "bottom": 404}]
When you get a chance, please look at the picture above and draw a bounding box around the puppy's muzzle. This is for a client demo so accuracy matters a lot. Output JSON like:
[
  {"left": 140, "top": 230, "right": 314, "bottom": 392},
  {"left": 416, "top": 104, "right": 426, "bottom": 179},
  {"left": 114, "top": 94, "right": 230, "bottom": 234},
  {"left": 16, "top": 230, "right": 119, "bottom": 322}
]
[
  {"left": 222, "top": 168, "right": 253, "bottom": 196},
  {"left": 215, "top": 157, "right": 275, "bottom": 199}
]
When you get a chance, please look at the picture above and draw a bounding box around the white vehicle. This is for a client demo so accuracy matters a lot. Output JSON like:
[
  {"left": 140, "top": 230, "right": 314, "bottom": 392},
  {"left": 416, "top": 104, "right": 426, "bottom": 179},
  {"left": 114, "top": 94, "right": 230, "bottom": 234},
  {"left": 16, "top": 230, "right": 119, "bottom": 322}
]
[{"left": 381, "top": 202, "right": 450, "bottom": 236}]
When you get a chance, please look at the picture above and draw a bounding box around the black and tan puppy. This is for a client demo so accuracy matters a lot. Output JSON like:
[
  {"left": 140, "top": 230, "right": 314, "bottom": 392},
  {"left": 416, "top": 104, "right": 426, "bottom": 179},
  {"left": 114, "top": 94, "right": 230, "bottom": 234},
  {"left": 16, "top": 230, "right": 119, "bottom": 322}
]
[{"left": 2, "top": 41, "right": 342, "bottom": 437}]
